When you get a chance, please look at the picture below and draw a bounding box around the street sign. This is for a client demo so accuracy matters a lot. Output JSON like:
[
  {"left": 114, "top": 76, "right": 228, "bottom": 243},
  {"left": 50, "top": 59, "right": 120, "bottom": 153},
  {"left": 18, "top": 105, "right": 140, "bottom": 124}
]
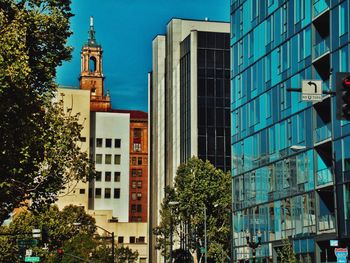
[
  {"left": 18, "top": 239, "right": 38, "bottom": 247},
  {"left": 302, "top": 80, "right": 323, "bottom": 101},
  {"left": 25, "top": 249, "right": 32, "bottom": 257},
  {"left": 200, "top": 247, "right": 206, "bottom": 254},
  {"left": 330, "top": 240, "right": 339, "bottom": 247},
  {"left": 335, "top": 248, "right": 348, "bottom": 263},
  {"left": 24, "top": 256, "right": 40, "bottom": 262}
]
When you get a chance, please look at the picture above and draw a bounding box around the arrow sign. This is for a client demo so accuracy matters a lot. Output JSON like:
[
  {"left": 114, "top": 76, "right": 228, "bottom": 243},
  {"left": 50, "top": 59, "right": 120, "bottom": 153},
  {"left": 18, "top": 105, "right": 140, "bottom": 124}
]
[{"left": 302, "top": 80, "right": 322, "bottom": 101}]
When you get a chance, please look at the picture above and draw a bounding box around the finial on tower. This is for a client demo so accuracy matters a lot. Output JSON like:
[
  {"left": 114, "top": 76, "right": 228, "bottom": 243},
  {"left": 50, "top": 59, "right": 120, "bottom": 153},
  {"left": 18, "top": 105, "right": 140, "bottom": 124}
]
[{"left": 87, "top": 16, "right": 98, "bottom": 46}]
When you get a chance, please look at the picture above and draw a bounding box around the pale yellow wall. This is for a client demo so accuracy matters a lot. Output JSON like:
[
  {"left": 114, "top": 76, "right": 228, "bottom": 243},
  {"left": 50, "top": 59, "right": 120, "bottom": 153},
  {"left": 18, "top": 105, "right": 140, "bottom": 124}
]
[
  {"left": 55, "top": 88, "right": 91, "bottom": 210},
  {"left": 89, "top": 210, "right": 148, "bottom": 262}
]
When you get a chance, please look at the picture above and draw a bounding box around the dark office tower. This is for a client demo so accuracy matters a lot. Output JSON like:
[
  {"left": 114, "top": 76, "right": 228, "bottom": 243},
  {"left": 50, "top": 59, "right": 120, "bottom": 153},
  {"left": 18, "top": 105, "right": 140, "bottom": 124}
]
[
  {"left": 148, "top": 18, "right": 230, "bottom": 263},
  {"left": 230, "top": 1, "right": 350, "bottom": 262}
]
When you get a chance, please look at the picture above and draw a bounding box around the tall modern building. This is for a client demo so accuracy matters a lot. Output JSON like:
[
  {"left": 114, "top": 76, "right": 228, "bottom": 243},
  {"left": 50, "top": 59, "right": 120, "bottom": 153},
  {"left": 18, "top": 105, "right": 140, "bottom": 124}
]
[
  {"left": 149, "top": 18, "right": 231, "bottom": 263},
  {"left": 230, "top": 0, "right": 350, "bottom": 262}
]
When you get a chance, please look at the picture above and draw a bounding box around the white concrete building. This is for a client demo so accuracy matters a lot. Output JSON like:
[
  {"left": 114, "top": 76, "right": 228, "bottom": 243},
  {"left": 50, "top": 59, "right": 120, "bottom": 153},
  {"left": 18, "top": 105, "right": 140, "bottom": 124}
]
[{"left": 90, "top": 112, "right": 130, "bottom": 222}]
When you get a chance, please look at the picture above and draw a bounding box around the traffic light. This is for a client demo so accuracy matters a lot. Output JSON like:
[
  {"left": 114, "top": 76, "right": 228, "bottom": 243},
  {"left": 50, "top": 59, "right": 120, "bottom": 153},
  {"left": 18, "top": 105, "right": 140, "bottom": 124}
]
[{"left": 336, "top": 72, "right": 350, "bottom": 120}]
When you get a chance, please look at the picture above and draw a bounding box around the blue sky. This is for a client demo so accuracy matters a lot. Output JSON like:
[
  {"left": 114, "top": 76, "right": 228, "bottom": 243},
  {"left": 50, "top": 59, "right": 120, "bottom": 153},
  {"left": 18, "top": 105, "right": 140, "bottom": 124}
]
[{"left": 56, "top": 0, "right": 230, "bottom": 112}]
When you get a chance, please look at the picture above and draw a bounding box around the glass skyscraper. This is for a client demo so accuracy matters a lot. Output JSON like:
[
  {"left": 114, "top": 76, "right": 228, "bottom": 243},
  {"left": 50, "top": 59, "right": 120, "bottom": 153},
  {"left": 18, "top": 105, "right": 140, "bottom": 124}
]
[{"left": 230, "top": 0, "right": 350, "bottom": 262}]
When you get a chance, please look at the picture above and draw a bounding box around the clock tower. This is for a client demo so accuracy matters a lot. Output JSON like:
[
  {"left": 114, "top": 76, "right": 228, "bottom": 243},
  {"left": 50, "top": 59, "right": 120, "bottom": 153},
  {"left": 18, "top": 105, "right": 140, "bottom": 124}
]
[{"left": 79, "top": 17, "right": 111, "bottom": 111}]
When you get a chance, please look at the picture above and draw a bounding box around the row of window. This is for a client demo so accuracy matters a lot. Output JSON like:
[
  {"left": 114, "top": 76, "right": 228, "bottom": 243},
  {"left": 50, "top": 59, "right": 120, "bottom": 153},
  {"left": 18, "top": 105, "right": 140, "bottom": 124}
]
[
  {"left": 118, "top": 236, "right": 145, "bottom": 244},
  {"left": 131, "top": 181, "right": 143, "bottom": 189},
  {"left": 131, "top": 204, "right": 142, "bottom": 213},
  {"left": 95, "top": 154, "right": 121, "bottom": 165},
  {"left": 131, "top": 192, "right": 142, "bottom": 201},
  {"left": 131, "top": 169, "right": 143, "bottom": 177},
  {"left": 94, "top": 138, "right": 121, "bottom": 148},
  {"left": 131, "top": 157, "right": 145, "bottom": 166},
  {"left": 95, "top": 171, "right": 120, "bottom": 182},
  {"left": 93, "top": 188, "right": 120, "bottom": 199}
]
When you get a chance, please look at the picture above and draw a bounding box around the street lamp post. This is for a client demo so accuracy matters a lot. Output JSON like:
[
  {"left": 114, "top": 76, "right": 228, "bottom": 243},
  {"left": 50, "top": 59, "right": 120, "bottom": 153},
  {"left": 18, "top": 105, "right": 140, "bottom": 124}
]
[
  {"left": 74, "top": 223, "right": 115, "bottom": 263},
  {"left": 245, "top": 230, "right": 261, "bottom": 263},
  {"left": 203, "top": 205, "right": 207, "bottom": 263}
]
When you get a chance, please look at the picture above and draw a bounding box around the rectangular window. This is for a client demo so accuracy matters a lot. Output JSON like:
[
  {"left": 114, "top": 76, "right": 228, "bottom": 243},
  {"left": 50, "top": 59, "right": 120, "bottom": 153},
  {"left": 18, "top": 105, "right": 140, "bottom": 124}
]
[
  {"left": 105, "top": 172, "right": 111, "bottom": 182},
  {"left": 339, "top": 3, "right": 346, "bottom": 36},
  {"left": 132, "top": 169, "right": 137, "bottom": 177},
  {"left": 95, "top": 188, "right": 101, "bottom": 198},
  {"left": 137, "top": 157, "right": 142, "bottom": 165},
  {"left": 137, "top": 204, "right": 142, "bottom": 212},
  {"left": 134, "top": 128, "right": 141, "bottom": 138},
  {"left": 137, "top": 181, "right": 142, "bottom": 189},
  {"left": 118, "top": 237, "right": 124, "bottom": 243},
  {"left": 131, "top": 204, "right": 137, "bottom": 213},
  {"left": 132, "top": 193, "right": 137, "bottom": 200},
  {"left": 130, "top": 236, "right": 136, "bottom": 243},
  {"left": 133, "top": 143, "right": 141, "bottom": 152},
  {"left": 79, "top": 189, "right": 85, "bottom": 194},
  {"left": 80, "top": 137, "right": 86, "bottom": 142},
  {"left": 114, "top": 188, "right": 120, "bottom": 199},
  {"left": 137, "top": 237, "right": 145, "bottom": 243},
  {"left": 96, "top": 138, "right": 103, "bottom": 147},
  {"left": 105, "top": 188, "right": 111, "bottom": 199},
  {"left": 137, "top": 192, "right": 142, "bottom": 200},
  {"left": 137, "top": 169, "right": 142, "bottom": 177},
  {"left": 115, "top": 139, "right": 121, "bottom": 148},
  {"left": 96, "top": 154, "right": 102, "bottom": 164},
  {"left": 132, "top": 157, "right": 137, "bottom": 165},
  {"left": 114, "top": 155, "right": 121, "bottom": 165},
  {"left": 132, "top": 181, "right": 137, "bottom": 189},
  {"left": 105, "top": 154, "right": 112, "bottom": 164},
  {"left": 114, "top": 172, "right": 120, "bottom": 182},
  {"left": 96, "top": 171, "right": 102, "bottom": 182},
  {"left": 105, "top": 138, "right": 112, "bottom": 148}
]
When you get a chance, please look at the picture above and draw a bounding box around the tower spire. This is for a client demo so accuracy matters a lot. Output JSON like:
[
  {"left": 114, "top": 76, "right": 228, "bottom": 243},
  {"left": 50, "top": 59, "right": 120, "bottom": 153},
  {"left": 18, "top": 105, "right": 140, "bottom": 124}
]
[{"left": 88, "top": 16, "right": 97, "bottom": 46}]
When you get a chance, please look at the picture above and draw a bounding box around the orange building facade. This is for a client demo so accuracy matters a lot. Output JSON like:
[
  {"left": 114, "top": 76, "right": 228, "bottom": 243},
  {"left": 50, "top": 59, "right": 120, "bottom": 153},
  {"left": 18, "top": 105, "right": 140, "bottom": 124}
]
[{"left": 128, "top": 111, "right": 148, "bottom": 222}]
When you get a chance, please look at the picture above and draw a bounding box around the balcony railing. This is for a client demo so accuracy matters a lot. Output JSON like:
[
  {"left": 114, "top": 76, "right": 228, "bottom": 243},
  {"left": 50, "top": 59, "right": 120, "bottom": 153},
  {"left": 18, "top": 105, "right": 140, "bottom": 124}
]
[
  {"left": 313, "top": 37, "right": 330, "bottom": 59},
  {"left": 313, "top": 0, "right": 330, "bottom": 17},
  {"left": 315, "top": 122, "right": 331, "bottom": 143},
  {"left": 316, "top": 168, "right": 333, "bottom": 186}
]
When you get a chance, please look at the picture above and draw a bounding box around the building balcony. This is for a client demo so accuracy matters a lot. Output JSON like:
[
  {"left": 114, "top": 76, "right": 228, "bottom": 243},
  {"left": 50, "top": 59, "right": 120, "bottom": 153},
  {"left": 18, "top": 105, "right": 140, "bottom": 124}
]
[
  {"left": 313, "top": 37, "right": 330, "bottom": 59},
  {"left": 316, "top": 168, "right": 333, "bottom": 186},
  {"left": 318, "top": 213, "right": 335, "bottom": 232},
  {"left": 313, "top": 0, "right": 330, "bottom": 18},
  {"left": 315, "top": 122, "right": 331, "bottom": 144}
]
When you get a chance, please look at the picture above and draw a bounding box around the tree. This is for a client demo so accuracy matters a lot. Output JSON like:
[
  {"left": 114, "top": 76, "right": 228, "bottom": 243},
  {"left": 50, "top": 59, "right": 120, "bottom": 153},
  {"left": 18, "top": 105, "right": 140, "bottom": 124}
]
[
  {"left": 115, "top": 246, "right": 139, "bottom": 263},
  {"left": 0, "top": 0, "right": 94, "bottom": 223},
  {"left": 278, "top": 239, "right": 297, "bottom": 263},
  {"left": 154, "top": 157, "right": 231, "bottom": 263}
]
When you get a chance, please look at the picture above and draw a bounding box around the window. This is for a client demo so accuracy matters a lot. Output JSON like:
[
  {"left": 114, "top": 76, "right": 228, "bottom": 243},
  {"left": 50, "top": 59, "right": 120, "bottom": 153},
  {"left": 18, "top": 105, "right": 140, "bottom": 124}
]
[
  {"left": 96, "top": 154, "right": 102, "bottom": 164},
  {"left": 105, "top": 138, "right": 112, "bottom": 148},
  {"left": 133, "top": 143, "right": 141, "bottom": 152},
  {"left": 137, "top": 157, "right": 142, "bottom": 165},
  {"left": 105, "top": 188, "right": 111, "bottom": 199},
  {"left": 105, "top": 172, "right": 111, "bottom": 182},
  {"left": 132, "top": 181, "right": 137, "bottom": 189},
  {"left": 140, "top": 258, "right": 147, "bottom": 263},
  {"left": 132, "top": 157, "right": 137, "bottom": 165},
  {"left": 79, "top": 189, "right": 85, "bottom": 194},
  {"left": 130, "top": 236, "right": 136, "bottom": 243},
  {"left": 96, "top": 138, "right": 102, "bottom": 147},
  {"left": 137, "top": 170, "right": 142, "bottom": 177},
  {"left": 137, "top": 204, "right": 142, "bottom": 212},
  {"left": 114, "top": 188, "right": 120, "bottom": 199},
  {"left": 95, "top": 188, "right": 101, "bottom": 198},
  {"left": 132, "top": 169, "right": 137, "bottom": 177},
  {"left": 134, "top": 128, "right": 141, "bottom": 138},
  {"left": 137, "top": 237, "right": 145, "bottom": 243},
  {"left": 132, "top": 193, "right": 137, "bottom": 200},
  {"left": 137, "top": 192, "right": 142, "bottom": 200},
  {"left": 114, "top": 172, "right": 120, "bottom": 182},
  {"left": 137, "top": 181, "right": 142, "bottom": 188},
  {"left": 118, "top": 237, "right": 124, "bottom": 243},
  {"left": 115, "top": 139, "right": 121, "bottom": 148},
  {"left": 96, "top": 171, "right": 102, "bottom": 182},
  {"left": 105, "top": 154, "right": 112, "bottom": 164},
  {"left": 114, "top": 154, "right": 121, "bottom": 165},
  {"left": 131, "top": 204, "right": 137, "bottom": 213},
  {"left": 80, "top": 137, "right": 86, "bottom": 142}
]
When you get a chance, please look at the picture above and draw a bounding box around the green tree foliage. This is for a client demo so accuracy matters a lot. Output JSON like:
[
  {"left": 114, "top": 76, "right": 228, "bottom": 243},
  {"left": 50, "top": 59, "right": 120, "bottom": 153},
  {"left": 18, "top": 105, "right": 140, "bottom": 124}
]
[
  {"left": 0, "top": 0, "right": 94, "bottom": 223},
  {"left": 153, "top": 157, "right": 231, "bottom": 263},
  {"left": 0, "top": 206, "right": 139, "bottom": 263},
  {"left": 278, "top": 239, "right": 297, "bottom": 263},
  {"left": 115, "top": 246, "right": 139, "bottom": 263}
]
